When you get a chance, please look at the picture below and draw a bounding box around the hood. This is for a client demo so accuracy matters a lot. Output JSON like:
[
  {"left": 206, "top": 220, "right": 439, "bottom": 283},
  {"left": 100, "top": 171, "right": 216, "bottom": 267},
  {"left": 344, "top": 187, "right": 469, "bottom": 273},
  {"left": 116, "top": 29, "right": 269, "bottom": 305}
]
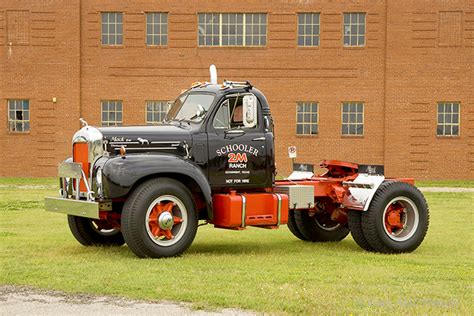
[{"left": 98, "top": 123, "right": 193, "bottom": 157}]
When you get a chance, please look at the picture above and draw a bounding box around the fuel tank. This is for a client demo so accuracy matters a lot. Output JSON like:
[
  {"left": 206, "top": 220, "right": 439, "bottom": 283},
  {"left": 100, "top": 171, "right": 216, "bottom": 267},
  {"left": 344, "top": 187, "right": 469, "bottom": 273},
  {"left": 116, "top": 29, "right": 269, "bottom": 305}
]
[{"left": 212, "top": 191, "right": 289, "bottom": 229}]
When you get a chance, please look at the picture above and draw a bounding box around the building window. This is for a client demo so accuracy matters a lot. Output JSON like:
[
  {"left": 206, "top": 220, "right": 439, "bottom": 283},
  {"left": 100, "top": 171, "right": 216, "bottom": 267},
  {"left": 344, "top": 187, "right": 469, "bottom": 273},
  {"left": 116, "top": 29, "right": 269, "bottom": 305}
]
[
  {"left": 146, "top": 101, "right": 170, "bottom": 124},
  {"left": 343, "top": 13, "right": 365, "bottom": 47},
  {"left": 296, "top": 102, "right": 318, "bottom": 135},
  {"left": 7, "top": 11, "right": 29, "bottom": 45},
  {"left": 297, "top": 13, "right": 320, "bottom": 47},
  {"left": 146, "top": 13, "right": 168, "bottom": 46},
  {"left": 342, "top": 102, "right": 364, "bottom": 135},
  {"left": 8, "top": 99, "right": 30, "bottom": 132},
  {"left": 102, "top": 100, "right": 122, "bottom": 126},
  {"left": 438, "top": 12, "right": 462, "bottom": 47},
  {"left": 437, "top": 102, "right": 460, "bottom": 136},
  {"left": 101, "top": 12, "right": 123, "bottom": 45},
  {"left": 198, "top": 13, "right": 267, "bottom": 46}
]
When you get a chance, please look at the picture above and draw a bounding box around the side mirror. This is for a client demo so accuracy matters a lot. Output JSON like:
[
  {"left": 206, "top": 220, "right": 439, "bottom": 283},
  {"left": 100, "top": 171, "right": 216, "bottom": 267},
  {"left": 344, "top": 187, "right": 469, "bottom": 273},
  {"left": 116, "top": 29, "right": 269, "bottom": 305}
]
[
  {"left": 242, "top": 94, "right": 257, "bottom": 128},
  {"left": 195, "top": 104, "right": 205, "bottom": 118}
]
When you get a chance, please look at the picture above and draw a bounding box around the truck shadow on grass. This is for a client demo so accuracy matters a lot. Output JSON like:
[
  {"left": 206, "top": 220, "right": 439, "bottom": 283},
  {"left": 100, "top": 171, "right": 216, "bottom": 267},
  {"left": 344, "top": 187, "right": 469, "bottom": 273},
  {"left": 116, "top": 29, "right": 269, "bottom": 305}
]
[
  {"left": 186, "top": 239, "right": 362, "bottom": 256},
  {"left": 60, "top": 239, "right": 363, "bottom": 259}
]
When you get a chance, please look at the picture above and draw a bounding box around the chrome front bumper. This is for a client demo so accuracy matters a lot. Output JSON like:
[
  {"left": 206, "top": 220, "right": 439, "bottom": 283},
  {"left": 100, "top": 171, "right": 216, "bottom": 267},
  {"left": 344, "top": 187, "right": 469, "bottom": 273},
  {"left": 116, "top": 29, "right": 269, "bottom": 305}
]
[{"left": 45, "top": 197, "right": 99, "bottom": 219}]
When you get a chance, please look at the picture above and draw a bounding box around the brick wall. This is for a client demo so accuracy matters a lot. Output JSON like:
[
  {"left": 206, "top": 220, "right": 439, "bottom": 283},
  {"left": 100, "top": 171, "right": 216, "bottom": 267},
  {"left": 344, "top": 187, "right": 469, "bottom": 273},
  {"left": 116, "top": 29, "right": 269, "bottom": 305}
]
[
  {"left": 0, "top": 0, "right": 472, "bottom": 179},
  {"left": 0, "top": 0, "right": 81, "bottom": 177}
]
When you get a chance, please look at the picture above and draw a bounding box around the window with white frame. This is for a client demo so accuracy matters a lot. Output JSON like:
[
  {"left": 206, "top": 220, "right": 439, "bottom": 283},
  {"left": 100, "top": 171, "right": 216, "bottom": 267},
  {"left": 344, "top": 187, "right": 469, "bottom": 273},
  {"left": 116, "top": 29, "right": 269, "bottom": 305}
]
[
  {"left": 146, "top": 101, "right": 170, "bottom": 124},
  {"left": 222, "top": 13, "right": 244, "bottom": 45},
  {"left": 101, "top": 12, "right": 123, "bottom": 45},
  {"left": 296, "top": 102, "right": 318, "bottom": 135},
  {"left": 437, "top": 102, "right": 460, "bottom": 136},
  {"left": 198, "top": 13, "right": 267, "bottom": 46},
  {"left": 342, "top": 102, "right": 364, "bottom": 135},
  {"left": 102, "top": 100, "right": 123, "bottom": 126},
  {"left": 343, "top": 13, "right": 365, "bottom": 47},
  {"left": 8, "top": 99, "right": 30, "bottom": 132},
  {"left": 297, "top": 13, "right": 320, "bottom": 47},
  {"left": 146, "top": 12, "right": 168, "bottom": 46}
]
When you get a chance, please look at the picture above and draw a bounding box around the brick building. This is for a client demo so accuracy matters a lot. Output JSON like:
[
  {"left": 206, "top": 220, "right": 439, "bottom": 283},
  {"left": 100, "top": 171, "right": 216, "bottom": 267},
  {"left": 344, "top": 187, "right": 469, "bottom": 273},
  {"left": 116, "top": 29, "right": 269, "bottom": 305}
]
[{"left": 0, "top": 0, "right": 472, "bottom": 179}]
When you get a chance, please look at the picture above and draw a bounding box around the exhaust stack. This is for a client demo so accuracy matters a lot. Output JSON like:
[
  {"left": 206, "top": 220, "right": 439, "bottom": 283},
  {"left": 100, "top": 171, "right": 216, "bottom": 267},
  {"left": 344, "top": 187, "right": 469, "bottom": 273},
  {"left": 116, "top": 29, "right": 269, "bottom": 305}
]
[{"left": 209, "top": 64, "right": 217, "bottom": 84}]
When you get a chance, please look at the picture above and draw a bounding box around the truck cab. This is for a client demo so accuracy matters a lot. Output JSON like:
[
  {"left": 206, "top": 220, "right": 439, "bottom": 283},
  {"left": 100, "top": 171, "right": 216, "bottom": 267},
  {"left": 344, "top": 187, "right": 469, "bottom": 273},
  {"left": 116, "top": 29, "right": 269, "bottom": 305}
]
[
  {"left": 45, "top": 71, "right": 429, "bottom": 259},
  {"left": 178, "top": 82, "right": 275, "bottom": 190}
]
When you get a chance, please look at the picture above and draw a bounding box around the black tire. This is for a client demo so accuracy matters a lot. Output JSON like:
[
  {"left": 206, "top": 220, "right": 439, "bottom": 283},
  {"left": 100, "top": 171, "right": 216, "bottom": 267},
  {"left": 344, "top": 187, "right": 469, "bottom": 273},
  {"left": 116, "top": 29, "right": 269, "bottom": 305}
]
[
  {"left": 67, "top": 215, "right": 125, "bottom": 246},
  {"left": 361, "top": 181, "right": 429, "bottom": 253},
  {"left": 347, "top": 211, "right": 373, "bottom": 251},
  {"left": 294, "top": 210, "right": 350, "bottom": 242},
  {"left": 287, "top": 210, "right": 308, "bottom": 241},
  {"left": 121, "top": 178, "right": 198, "bottom": 258}
]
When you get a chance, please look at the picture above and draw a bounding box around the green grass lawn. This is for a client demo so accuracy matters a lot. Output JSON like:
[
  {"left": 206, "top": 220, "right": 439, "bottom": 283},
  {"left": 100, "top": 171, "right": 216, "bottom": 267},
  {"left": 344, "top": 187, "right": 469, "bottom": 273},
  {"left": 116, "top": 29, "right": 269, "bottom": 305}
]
[
  {"left": 0, "top": 178, "right": 472, "bottom": 314},
  {"left": 416, "top": 180, "right": 474, "bottom": 188}
]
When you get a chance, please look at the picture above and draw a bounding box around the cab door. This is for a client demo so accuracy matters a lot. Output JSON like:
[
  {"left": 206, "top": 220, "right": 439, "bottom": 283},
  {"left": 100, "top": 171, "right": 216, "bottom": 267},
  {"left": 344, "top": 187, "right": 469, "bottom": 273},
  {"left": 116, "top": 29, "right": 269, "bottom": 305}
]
[{"left": 206, "top": 93, "right": 268, "bottom": 189}]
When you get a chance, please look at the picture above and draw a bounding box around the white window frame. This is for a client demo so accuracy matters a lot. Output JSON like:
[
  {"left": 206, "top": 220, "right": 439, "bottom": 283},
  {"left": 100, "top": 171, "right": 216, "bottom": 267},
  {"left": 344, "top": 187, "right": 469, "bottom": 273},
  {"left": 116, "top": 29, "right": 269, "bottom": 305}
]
[
  {"left": 101, "top": 100, "right": 123, "bottom": 127},
  {"left": 198, "top": 13, "right": 267, "bottom": 47},
  {"left": 437, "top": 102, "right": 460, "bottom": 137},
  {"left": 101, "top": 12, "right": 123, "bottom": 46},
  {"left": 342, "top": 102, "right": 364, "bottom": 136},
  {"left": 297, "top": 13, "right": 320, "bottom": 47},
  {"left": 296, "top": 102, "right": 319, "bottom": 135},
  {"left": 343, "top": 12, "right": 366, "bottom": 47},
  {"left": 146, "top": 12, "right": 168, "bottom": 46},
  {"left": 8, "top": 99, "right": 30, "bottom": 133},
  {"left": 146, "top": 100, "right": 171, "bottom": 125}
]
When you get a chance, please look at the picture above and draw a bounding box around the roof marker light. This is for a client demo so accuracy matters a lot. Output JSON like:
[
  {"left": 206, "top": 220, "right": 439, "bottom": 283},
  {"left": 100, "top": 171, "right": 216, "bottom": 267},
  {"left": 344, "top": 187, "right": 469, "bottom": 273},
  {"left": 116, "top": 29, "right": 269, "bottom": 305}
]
[{"left": 210, "top": 64, "right": 217, "bottom": 84}]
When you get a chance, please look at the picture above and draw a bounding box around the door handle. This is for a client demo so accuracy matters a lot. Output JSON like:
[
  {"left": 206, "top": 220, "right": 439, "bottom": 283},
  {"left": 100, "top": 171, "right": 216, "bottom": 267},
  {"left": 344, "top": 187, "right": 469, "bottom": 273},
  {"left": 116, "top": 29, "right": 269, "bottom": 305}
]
[
  {"left": 226, "top": 129, "right": 244, "bottom": 135},
  {"left": 252, "top": 137, "right": 266, "bottom": 141},
  {"left": 225, "top": 129, "right": 245, "bottom": 139}
]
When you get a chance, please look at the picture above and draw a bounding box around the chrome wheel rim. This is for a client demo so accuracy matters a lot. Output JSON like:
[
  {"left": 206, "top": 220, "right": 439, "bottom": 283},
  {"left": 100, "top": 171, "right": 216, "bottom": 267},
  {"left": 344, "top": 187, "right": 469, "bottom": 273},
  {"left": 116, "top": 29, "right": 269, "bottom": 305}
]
[
  {"left": 145, "top": 195, "right": 187, "bottom": 247},
  {"left": 383, "top": 196, "right": 419, "bottom": 242},
  {"left": 315, "top": 220, "right": 341, "bottom": 231},
  {"left": 90, "top": 220, "right": 119, "bottom": 236}
]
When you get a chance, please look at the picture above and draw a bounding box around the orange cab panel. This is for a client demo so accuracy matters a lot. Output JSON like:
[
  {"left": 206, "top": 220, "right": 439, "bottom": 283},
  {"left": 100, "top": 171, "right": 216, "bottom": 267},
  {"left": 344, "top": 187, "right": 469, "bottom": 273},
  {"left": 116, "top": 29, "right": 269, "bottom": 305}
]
[{"left": 212, "top": 192, "right": 288, "bottom": 228}]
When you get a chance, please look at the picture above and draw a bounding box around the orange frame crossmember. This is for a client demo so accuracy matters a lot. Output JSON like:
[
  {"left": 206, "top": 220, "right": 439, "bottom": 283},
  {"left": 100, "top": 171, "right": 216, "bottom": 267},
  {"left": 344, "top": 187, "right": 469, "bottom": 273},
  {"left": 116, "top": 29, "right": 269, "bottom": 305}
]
[
  {"left": 276, "top": 160, "right": 413, "bottom": 203},
  {"left": 211, "top": 160, "right": 414, "bottom": 229}
]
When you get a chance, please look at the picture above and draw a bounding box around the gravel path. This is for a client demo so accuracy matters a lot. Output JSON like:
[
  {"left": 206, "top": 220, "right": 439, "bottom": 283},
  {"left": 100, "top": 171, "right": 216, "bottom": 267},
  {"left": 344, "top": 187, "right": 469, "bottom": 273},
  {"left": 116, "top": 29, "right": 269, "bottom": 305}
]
[{"left": 0, "top": 285, "right": 255, "bottom": 316}]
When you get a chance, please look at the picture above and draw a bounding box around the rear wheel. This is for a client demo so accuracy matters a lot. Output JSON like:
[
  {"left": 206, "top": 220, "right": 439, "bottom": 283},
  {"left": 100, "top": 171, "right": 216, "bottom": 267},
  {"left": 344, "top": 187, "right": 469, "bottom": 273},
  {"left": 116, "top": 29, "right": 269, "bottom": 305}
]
[
  {"left": 67, "top": 215, "right": 124, "bottom": 246},
  {"left": 287, "top": 210, "right": 308, "bottom": 241},
  {"left": 347, "top": 211, "right": 373, "bottom": 251},
  {"left": 294, "top": 210, "right": 349, "bottom": 242},
  {"left": 361, "top": 181, "right": 429, "bottom": 253},
  {"left": 121, "top": 178, "right": 198, "bottom": 258}
]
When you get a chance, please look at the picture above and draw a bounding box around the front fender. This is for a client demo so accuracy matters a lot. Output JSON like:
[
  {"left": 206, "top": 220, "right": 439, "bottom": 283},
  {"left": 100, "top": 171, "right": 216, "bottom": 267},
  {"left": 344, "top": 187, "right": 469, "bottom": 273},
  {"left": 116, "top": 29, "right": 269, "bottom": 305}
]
[{"left": 101, "top": 154, "right": 212, "bottom": 218}]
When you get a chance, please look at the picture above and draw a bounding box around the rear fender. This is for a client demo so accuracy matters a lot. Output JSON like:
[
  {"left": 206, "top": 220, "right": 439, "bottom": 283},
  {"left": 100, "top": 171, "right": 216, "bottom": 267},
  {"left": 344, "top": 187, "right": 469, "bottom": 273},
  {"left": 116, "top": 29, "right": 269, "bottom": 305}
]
[
  {"left": 342, "top": 174, "right": 385, "bottom": 211},
  {"left": 101, "top": 154, "right": 213, "bottom": 219}
]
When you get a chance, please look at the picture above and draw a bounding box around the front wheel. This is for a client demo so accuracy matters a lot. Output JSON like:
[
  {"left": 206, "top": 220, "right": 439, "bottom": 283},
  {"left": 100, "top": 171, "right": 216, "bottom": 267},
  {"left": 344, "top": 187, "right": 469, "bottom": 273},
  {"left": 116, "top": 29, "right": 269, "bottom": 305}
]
[
  {"left": 361, "top": 181, "right": 429, "bottom": 253},
  {"left": 67, "top": 215, "right": 125, "bottom": 246},
  {"left": 121, "top": 178, "right": 198, "bottom": 258}
]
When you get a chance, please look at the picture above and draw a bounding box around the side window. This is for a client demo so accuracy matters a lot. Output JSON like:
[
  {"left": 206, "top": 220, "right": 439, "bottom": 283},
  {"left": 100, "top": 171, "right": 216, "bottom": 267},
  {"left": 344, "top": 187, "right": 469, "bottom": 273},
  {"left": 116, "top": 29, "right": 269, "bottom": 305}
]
[
  {"left": 213, "top": 95, "right": 257, "bottom": 129},
  {"left": 213, "top": 99, "right": 230, "bottom": 129},
  {"left": 229, "top": 96, "right": 244, "bottom": 128}
]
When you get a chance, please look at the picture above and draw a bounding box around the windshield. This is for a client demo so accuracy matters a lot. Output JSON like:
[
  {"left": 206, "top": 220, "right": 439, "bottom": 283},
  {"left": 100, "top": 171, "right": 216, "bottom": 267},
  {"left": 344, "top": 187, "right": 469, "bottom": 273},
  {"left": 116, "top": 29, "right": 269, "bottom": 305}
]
[{"left": 165, "top": 93, "right": 215, "bottom": 122}]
